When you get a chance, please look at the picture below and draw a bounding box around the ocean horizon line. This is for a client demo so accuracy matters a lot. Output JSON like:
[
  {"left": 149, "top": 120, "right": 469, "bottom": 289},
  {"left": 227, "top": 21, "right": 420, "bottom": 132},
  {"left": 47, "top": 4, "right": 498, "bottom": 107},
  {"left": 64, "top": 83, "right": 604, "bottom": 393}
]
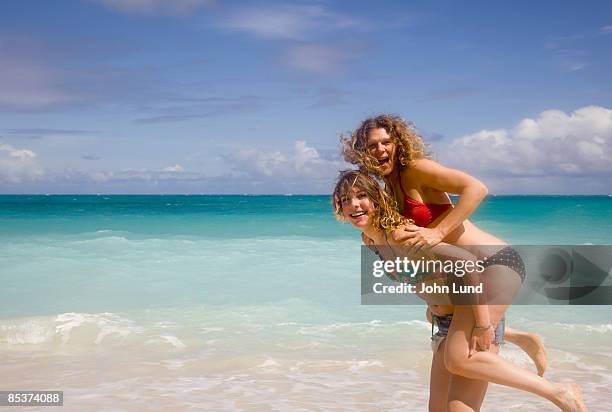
[{"left": 0, "top": 193, "right": 611, "bottom": 197}]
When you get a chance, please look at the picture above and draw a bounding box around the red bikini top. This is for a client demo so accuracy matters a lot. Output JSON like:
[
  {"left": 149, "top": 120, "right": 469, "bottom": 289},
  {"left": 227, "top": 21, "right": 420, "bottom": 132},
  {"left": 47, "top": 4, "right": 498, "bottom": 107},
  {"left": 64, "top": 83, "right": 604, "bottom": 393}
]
[{"left": 400, "top": 184, "right": 453, "bottom": 227}]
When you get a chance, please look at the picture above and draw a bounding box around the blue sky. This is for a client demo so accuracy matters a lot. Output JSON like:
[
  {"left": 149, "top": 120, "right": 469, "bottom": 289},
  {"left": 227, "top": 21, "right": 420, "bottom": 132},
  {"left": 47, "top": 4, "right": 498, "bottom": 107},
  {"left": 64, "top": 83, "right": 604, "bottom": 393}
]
[{"left": 1, "top": 0, "right": 611, "bottom": 194}]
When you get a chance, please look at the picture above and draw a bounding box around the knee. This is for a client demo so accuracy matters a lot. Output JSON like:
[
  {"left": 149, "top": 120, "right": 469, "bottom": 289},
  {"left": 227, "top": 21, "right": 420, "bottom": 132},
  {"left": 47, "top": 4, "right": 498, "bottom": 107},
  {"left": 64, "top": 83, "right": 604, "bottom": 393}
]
[
  {"left": 444, "top": 352, "right": 469, "bottom": 376},
  {"left": 447, "top": 400, "right": 470, "bottom": 412}
]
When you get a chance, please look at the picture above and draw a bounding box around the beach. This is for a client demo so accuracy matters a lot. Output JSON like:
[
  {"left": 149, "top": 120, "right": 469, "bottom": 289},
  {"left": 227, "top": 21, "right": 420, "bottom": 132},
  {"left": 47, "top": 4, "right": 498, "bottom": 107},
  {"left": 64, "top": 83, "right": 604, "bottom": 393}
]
[{"left": 1, "top": 195, "right": 611, "bottom": 411}]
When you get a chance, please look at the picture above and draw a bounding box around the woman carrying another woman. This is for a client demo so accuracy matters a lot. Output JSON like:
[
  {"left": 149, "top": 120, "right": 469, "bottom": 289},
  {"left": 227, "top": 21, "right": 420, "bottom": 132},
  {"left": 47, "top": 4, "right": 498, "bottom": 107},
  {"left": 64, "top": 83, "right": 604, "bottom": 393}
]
[{"left": 339, "top": 114, "right": 587, "bottom": 412}]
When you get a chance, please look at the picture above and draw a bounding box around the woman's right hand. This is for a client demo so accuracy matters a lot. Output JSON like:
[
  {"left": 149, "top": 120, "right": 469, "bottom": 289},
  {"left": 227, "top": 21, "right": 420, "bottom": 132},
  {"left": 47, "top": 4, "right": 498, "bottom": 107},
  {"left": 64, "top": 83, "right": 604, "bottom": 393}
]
[
  {"left": 390, "top": 223, "right": 420, "bottom": 244},
  {"left": 390, "top": 223, "right": 441, "bottom": 254},
  {"left": 470, "top": 324, "right": 495, "bottom": 355}
]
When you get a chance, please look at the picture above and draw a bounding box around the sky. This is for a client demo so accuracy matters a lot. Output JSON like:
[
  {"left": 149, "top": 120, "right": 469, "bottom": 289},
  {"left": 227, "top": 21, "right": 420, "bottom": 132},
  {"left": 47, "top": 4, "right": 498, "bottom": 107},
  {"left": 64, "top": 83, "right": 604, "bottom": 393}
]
[{"left": 1, "top": 0, "right": 611, "bottom": 194}]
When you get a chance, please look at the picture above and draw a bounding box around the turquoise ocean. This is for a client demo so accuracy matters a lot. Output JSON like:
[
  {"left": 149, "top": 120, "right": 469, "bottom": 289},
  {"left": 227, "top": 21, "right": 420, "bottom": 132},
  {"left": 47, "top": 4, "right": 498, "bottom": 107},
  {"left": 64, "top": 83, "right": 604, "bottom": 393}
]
[{"left": 1, "top": 195, "right": 611, "bottom": 411}]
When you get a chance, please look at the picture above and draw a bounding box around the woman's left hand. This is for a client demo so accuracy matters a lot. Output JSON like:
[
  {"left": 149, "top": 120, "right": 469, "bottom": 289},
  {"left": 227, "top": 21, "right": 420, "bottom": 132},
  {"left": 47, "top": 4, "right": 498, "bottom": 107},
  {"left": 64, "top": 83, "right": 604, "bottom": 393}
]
[
  {"left": 391, "top": 225, "right": 444, "bottom": 249},
  {"left": 469, "top": 325, "right": 495, "bottom": 356}
]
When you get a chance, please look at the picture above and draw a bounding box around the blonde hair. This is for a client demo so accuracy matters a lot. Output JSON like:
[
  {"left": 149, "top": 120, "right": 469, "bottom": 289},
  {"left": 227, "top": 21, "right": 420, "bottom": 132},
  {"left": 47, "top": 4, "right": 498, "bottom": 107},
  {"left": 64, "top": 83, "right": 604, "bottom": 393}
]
[
  {"left": 332, "top": 170, "right": 412, "bottom": 231},
  {"left": 341, "top": 114, "right": 427, "bottom": 176}
]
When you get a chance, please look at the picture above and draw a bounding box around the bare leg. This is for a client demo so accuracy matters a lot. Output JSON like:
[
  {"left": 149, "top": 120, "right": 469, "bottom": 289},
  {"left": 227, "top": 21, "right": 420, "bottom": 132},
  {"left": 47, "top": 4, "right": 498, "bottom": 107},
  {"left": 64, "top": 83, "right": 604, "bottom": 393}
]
[
  {"left": 444, "top": 304, "right": 587, "bottom": 411},
  {"left": 430, "top": 338, "right": 451, "bottom": 412},
  {"left": 419, "top": 247, "right": 581, "bottom": 410},
  {"left": 428, "top": 316, "right": 549, "bottom": 410},
  {"left": 505, "top": 327, "right": 547, "bottom": 376},
  {"left": 446, "top": 343, "right": 497, "bottom": 412},
  {"left": 430, "top": 338, "right": 492, "bottom": 412},
  {"left": 428, "top": 305, "right": 548, "bottom": 376},
  {"left": 447, "top": 374, "right": 489, "bottom": 412},
  {"left": 480, "top": 263, "right": 548, "bottom": 377}
]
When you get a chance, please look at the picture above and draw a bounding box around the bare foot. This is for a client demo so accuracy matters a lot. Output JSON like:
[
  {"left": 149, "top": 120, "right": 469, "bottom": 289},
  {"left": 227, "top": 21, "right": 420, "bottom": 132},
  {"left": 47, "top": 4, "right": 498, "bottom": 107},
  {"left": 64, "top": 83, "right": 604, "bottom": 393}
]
[
  {"left": 523, "top": 333, "right": 547, "bottom": 376},
  {"left": 512, "top": 332, "right": 548, "bottom": 376},
  {"left": 555, "top": 383, "right": 587, "bottom": 412}
]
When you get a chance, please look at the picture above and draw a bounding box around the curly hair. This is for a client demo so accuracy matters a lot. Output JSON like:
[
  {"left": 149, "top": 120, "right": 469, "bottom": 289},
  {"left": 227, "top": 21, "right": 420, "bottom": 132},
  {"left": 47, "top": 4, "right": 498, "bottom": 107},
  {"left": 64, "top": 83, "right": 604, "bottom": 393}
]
[
  {"left": 341, "top": 114, "right": 427, "bottom": 177},
  {"left": 332, "top": 169, "right": 413, "bottom": 231}
]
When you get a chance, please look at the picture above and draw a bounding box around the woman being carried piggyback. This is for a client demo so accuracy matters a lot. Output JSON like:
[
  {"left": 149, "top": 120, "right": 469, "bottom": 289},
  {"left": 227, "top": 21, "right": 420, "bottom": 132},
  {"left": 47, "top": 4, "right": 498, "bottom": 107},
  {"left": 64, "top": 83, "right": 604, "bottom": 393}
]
[{"left": 333, "top": 168, "right": 586, "bottom": 412}]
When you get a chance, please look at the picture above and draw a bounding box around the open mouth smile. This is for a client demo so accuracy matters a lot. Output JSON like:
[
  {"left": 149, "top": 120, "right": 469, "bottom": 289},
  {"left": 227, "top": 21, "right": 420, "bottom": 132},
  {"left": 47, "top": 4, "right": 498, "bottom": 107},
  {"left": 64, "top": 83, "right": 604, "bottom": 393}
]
[
  {"left": 377, "top": 156, "right": 390, "bottom": 166},
  {"left": 350, "top": 211, "right": 367, "bottom": 218}
]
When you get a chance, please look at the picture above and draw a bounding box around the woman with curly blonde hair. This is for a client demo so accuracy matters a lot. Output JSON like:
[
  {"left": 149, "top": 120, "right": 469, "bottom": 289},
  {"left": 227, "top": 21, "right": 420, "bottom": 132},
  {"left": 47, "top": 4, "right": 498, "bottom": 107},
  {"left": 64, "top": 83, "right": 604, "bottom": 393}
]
[
  {"left": 333, "top": 169, "right": 407, "bottom": 233},
  {"left": 342, "top": 114, "right": 427, "bottom": 174},
  {"left": 340, "top": 115, "right": 587, "bottom": 411}
]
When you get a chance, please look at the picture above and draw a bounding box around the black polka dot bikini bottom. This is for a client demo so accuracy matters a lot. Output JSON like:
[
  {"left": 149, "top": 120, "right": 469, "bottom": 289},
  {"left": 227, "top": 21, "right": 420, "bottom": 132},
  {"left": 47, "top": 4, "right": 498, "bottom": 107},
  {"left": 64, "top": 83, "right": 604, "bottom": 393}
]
[{"left": 482, "top": 246, "right": 526, "bottom": 282}]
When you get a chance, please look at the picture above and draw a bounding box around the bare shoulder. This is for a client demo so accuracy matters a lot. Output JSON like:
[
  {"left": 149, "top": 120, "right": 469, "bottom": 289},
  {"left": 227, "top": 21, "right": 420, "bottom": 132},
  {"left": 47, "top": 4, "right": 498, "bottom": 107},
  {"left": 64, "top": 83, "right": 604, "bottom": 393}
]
[
  {"left": 409, "top": 158, "right": 444, "bottom": 171},
  {"left": 398, "top": 158, "right": 444, "bottom": 190},
  {"left": 405, "top": 158, "right": 449, "bottom": 179},
  {"left": 403, "top": 158, "right": 480, "bottom": 194}
]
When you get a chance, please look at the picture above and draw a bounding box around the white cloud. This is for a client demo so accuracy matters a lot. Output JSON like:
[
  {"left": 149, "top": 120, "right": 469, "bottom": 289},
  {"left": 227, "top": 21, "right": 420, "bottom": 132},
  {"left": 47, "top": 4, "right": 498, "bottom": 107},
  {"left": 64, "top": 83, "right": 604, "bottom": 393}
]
[
  {"left": 0, "top": 143, "right": 44, "bottom": 183},
  {"left": 229, "top": 140, "right": 343, "bottom": 180},
  {"left": 97, "top": 0, "right": 213, "bottom": 17},
  {"left": 218, "top": 5, "right": 360, "bottom": 75},
  {"left": 161, "top": 164, "right": 185, "bottom": 172},
  {"left": 284, "top": 45, "right": 351, "bottom": 74},
  {"left": 601, "top": 25, "right": 612, "bottom": 33},
  {"left": 220, "top": 5, "right": 356, "bottom": 40},
  {"left": 0, "top": 141, "right": 343, "bottom": 193},
  {"left": 562, "top": 61, "right": 589, "bottom": 72},
  {"left": 439, "top": 106, "right": 612, "bottom": 182},
  {"left": 85, "top": 166, "right": 190, "bottom": 183}
]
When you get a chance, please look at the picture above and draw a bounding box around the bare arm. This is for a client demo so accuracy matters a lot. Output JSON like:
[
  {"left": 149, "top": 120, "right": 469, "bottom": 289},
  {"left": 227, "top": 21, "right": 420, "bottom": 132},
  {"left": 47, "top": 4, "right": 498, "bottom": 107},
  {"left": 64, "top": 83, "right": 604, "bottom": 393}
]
[{"left": 406, "top": 158, "right": 488, "bottom": 238}]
